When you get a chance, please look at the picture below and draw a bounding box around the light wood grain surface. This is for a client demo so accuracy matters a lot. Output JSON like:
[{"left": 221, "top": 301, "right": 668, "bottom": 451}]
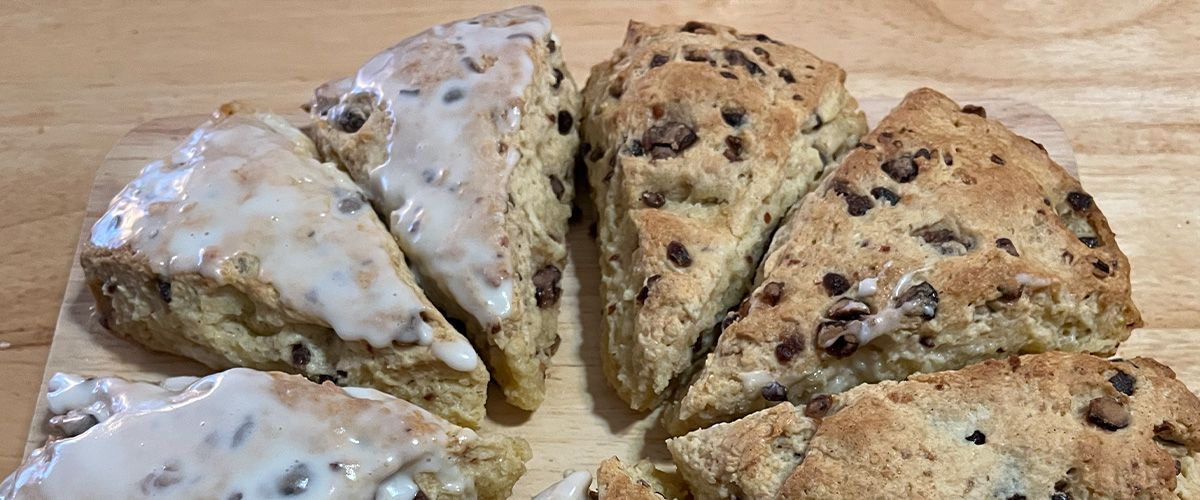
[{"left": 2, "top": 0, "right": 1198, "bottom": 494}]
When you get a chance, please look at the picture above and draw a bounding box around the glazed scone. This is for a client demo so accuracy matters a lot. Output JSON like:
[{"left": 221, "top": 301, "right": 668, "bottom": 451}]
[
  {"left": 80, "top": 104, "right": 489, "bottom": 426},
  {"left": 597, "top": 458, "right": 690, "bottom": 500},
  {"left": 667, "top": 353, "right": 1200, "bottom": 499},
  {"left": 581, "top": 20, "right": 866, "bottom": 410},
  {"left": 0, "top": 369, "right": 530, "bottom": 499},
  {"left": 308, "top": 5, "right": 581, "bottom": 411},
  {"left": 665, "top": 88, "right": 1142, "bottom": 433}
]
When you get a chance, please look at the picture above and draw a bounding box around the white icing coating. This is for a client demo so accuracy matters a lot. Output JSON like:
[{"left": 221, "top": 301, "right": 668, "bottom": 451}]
[
  {"left": 1015, "top": 273, "right": 1053, "bottom": 289},
  {"left": 323, "top": 6, "right": 551, "bottom": 327},
  {"left": 533, "top": 470, "right": 594, "bottom": 500},
  {"left": 88, "top": 109, "right": 478, "bottom": 371},
  {"left": 739, "top": 370, "right": 775, "bottom": 393},
  {"left": 1, "top": 369, "right": 476, "bottom": 499},
  {"left": 855, "top": 277, "right": 878, "bottom": 298}
]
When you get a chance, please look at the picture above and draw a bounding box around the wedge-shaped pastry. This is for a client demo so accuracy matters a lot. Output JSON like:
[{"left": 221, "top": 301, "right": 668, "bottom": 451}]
[
  {"left": 596, "top": 458, "right": 690, "bottom": 500},
  {"left": 665, "top": 88, "right": 1142, "bottom": 433},
  {"left": 308, "top": 5, "right": 581, "bottom": 410},
  {"left": 0, "top": 368, "right": 530, "bottom": 499},
  {"left": 669, "top": 353, "right": 1200, "bottom": 499},
  {"left": 81, "top": 104, "right": 488, "bottom": 426},
  {"left": 581, "top": 20, "right": 866, "bottom": 410}
]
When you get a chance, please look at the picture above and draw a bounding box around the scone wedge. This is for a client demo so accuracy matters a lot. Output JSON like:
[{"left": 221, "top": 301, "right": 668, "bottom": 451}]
[
  {"left": 309, "top": 6, "right": 581, "bottom": 410},
  {"left": 597, "top": 458, "right": 690, "bottom": 500},
  {"left": 0, "top": 369, "right": 530, "bottom": 499},
  {"left": 81, "top": 104, "right": 489, "bottom": 426},
  {"left": 668, "top": 353, "right": 1200, "bottom": 499},
  {"left": 665, "top": 88, "right": 1142, "bottom": 433},
  {"left": 581, "top": 20, "right": 866, "bottom": 410}
]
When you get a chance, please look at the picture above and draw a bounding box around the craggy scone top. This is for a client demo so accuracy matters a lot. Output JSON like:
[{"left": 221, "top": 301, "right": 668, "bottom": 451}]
[
  {"left": 667, "top": 88, "right": 1142, "bottom": 433},
  {"left": 0, "top": 369, "right": 530, "bottom": 499},
  {"left": 669, "top": 353, "right": 1200, "bottom": 499},
  {"left": 581, "top": 19, "right": 865, "bottom": 409}
]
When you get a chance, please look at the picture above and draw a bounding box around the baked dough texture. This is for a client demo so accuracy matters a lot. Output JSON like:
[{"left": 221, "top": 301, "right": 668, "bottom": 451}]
[
  {"left": 581, "top": 19, "right": 866, "bottom": 410},
  {"left": 665, "top": 88, "right": 1141, "bottom": 433},
  {"left": 598, "top": 457, "right": 690, "bottom": 500},
  {"left": 668, "top": 352, "right": 1199, "bottom": 499}
]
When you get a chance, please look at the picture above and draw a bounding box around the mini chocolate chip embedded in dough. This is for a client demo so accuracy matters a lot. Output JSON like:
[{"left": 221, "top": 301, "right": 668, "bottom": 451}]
[
  {"left": 775, "top": 333, "right": 804, "bottom": 363},
  {"left": 1079, "top": 236, "right": 1101, "bottom": 248},
  {"left": 965, "top": 430, "right": 987, "bottom": 445},
  {"left": 336, "top": 107, "right": 367, "bottom": 133},
  {"left": 961, "top": 104, "right": 987, "bottom": 118},
  {"left": 760, "top": 281, "right": 784, "bottom": 306},
  {"left": 336, "top": 194, "right": 365, "bottom": 214},
  {"left": 155, "top": 278, "right": 172, "bottom": 303},
  {"left": 532, "top": 265, "right": 563, "bottom": 308},
  {"left": 1109, "top": 370, "right": 1136, "bottom": 395},
  {"left": 636, "top": 274, "right": 662, "bottom": 305},
  {"left": 290, "top": 344, "right": 311, "bottom": 367},
  {"left": 230, "top": 417, "right": 255, "bottom": 448},
  {"left": 640, "top": 191, "right": 666, "bottom": 208},
  {"left": 442, "top": 88, "right": 464, "bottom": 103},
  {"left": 1092, "top": 259, "right": 1111, "bottom": 278},
  {"left": 649, "top": 53, "right": 670, "bottom": 68},
  {"left": 995, "top": 237, "right": 1020, "bottom": 257},
  {"left": 881, "top": 153, "right": 918, "bottom": 183},
  {"left": 805, "top": 394, "right": 834, "bottom": 418},
  {"left": 721, "top": 107, "right": 746, "bottom": 127},
  {"left": 825, "top": 298, "right": 871, "bottom": 320},
  {"left": 830, "top": 180, "right": 874, "bottom": 216},
  {"left": 643, "top": 122, "right": 698, "bottom": 159},
  {"left": 822, "top": 272, "right": 850, "bottom": 296},
  {"left": 870, "top": 187, "right": 900, "bottom": 206},
  {"left": 1086, "top": 396, "right": 1131, "bottom": 430},
  {"left": 1067, "top": 191, "right": 1094, "bottom": 212},
  {"left": 990, "top": 154, "right": 1006, "bottom": 166},
  {"left": 723, "top": 135, "right": 744, "bottom": 162},
  {"left": 723, "top": 49, "right": 764, "bottom": 75},
  {"left": 896, "top": 282, "right": 939, "bottom": 319},
  {"left": 551, "top": 68, "right": 564, "bottom": 89},
  {"left": 681, "top": 21, "right": 713, "bottom": 34},
  {"left": 761, "top": 381, "right": 788, "bottom": 401},
  {"left": 557, "top": 110, "right": 573, "bottom": 135},
  {"left": 719, "top": 71, "right": 737, "bottom": 80},
  {"left": 277, "top": 462, "right": 311, "bottom": 496},
  {"left": 666, "top": 241, "right": 692, "bottom": 267}
]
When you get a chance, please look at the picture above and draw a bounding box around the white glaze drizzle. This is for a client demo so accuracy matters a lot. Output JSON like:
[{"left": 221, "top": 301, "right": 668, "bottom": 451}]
[
  {"left": 533, "top": 470, "right": 594, "bottom": 500},
  {"left": 323, "top": 6, "right": 551, "bottom": 327},
  {"left": 1, "top": 369, "right": 476, "bottom": 499},
  {"left": 739, "top": 370, "right": 775, "bottom": 393},
  {"left": 1015, "top": 273, "right": 1053, "bottom": 289},
  {"left": 88, "top": 109, "right": 478, "bottom": 371}
]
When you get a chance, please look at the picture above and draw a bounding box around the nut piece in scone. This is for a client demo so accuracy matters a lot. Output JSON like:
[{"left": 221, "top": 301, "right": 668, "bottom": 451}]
[
  {"left": 581, "top": 20, "right": 866, "bottom": 410},
  {"left": 668, "top": 353, "right": 1199, "bottom": 499},
  {"left": 80, "top": 103, "right": 489, "bottom": 426},
  {"left": 0, "top": 368, "right": 530, "bottom": 499},
  {"left": 665, "top": 88, "right": 1141, "bottom": 433},
  {"left": 308, "top": 5, "right": 581, "bottom": 411}
]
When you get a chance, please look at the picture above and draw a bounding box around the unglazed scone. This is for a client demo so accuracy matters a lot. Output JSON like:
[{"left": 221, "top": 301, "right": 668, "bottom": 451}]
[
  {"left": 668, "top": 353, "right": 1200, "bottom": 499},
  {"left": 80, "top": 104, "right": 489, "bottom": 426},
  {"left": 0, "top": 369, "right": 530, "bottom": 499},
  {"left": 581, "top": 20, "right": 866, "bottom": 410},
  {"left": 308, "top": 5, "right": 581, "bottom": 411},
  {"left": 665, "top": 88, "right": 1142, "bottom": 433}
]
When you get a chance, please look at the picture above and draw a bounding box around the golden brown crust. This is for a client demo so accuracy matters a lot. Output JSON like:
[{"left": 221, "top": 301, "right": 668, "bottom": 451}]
[
  {"left": 582, "top": 19, "right": 866, "bottom": 410},
  {"left": 598, "top": 457, "right": 690, "bottom": 500},
  {"left": 666, "top": 88, "right": 1141, "bottom": 433},
  {"left": 669, "top": 353, "right": 1200, "bottom": 499}
]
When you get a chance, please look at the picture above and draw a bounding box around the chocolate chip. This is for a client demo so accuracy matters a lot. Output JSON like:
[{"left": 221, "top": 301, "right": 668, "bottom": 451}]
[
  {"left": 230, "top": 417, "right": 255, "bottom": 448},
  {"left": 549, "top": 175, "right": 565, "bottom": 200},
  {"left": 870, "top": 187, "right": 900, "bottom": 205},
  {"left": 822, "top": 273, "right": 850, "bottom": 296},
  {"left": 723, "top": 49, "right": 763, "bottom": 75},
  {"left": 896, "top": 282, "right": 938, "bottom": 319},
  {"left": 641, "top": 191, "right": 665, "bottom": 208},
  {"left": 1092, "top": 259, "right": 1111, "bottom": 278},
  {"left": 462, "top": 57, "right": 483, "bottom": 73},
  {"left": 532, "top": 265, "right": 563, "bottom": 308},
  {"left": 778, "top": 68, "right": 796, "bottom": 83},
  {"left": 1006, "top": 496, "right": 1026, "bottom": 500},
  {"left": 683, "top": 48, "right": 711, "bottom": 63},
  {"left": 278, "top": 463, "right": 311, "bottom": 496},
  {"left": 398, "top": 89, "right": 419, "bottom": 97},
  {"left": 919, "top": 335, "right": 936, "bottom": 347},
  {"left": 721, "top": 107, "right": 746, "bottom": 127},
  {"left": 915, "top": 148, "right": 932, "bottom": 161},
  {"left": 825, "top": 298, "right": 870, "bottom": 320},
  {"left": 817, "top": 321, "right": 859, "bottom": 357},
  {"left": 1109, "top": 370, "right": 1136, "bottom": 396},
  {"left": 1079, "top": 237, "right": 1101, "bottom": 248},
  {"left": 988, "top": 154, "right": 1005, "bottom": 166},
  {"left": 1067, "top": 192, "right": 1093, "bottom": 212},
  {"left": 775, "top": 334, "right": 804, "bottom": 363},
  {"left": 557, "top": 110, "right": 573, "bottom": 134},
  {"left": 761, "top": 382, "right": 788, "bottom": 401},
  {"left": 666, "top": 241, "right": 692, "bottom": 267},
  {"left": 643, "top": 122, "right": 698, "bottom": 159},
  {"left": 636, "top": 275, "right": 662, "bottom": 305},
  {"left": 336, "top": 107, "right": 367, "bottom": 133},
  {"left": 552, "top": 68, "right": 564, "bottom": 89},
  {"left": 719, "top": 70, "right": 737, "bottom": 79},
  {"left": 830, "top": 180, "right": 873, "bottom": 216},
  {"left": 804, "top": 394, "right": 834, "bottom": 418},
  {"left": 881, "top": 153, "right": 918, "bottom": 183},
  {"left": 760, "top": 281, "right": 784, "bottom": 306},
  {"left": 628, "top": 139, "right": 645, "bottom": 157},
  {"left": 1050, "top": 493, "right": 1069, "bottom": 500},
  {"left": 995, "top": 238, "right": 1020, "bottom": 257},
  {"left": 723, "top": 135, "right": 744, "bottom": 162},
  {"left": 1086, "top": 396, "right": 1131, "bottom": 430},
  {"left": 961, "top": 104, "right": 987, "bottom": 118},
  {"left": 943, "top": 151, "right": 954, "bottom": 166},
  {"left": 608, "top": 80, "right": 624, "bottom": 98},
  {"left": 965, "top": 430, "right": 986, "bottom": 445},
  {"left": 155, "top": 278, "right": 172, "bottom": 303},
  {"left": 650, "top": 53, "right": 670, "bottom": 68},
  {"left": 681, "top": 21, "right": 712, "bottom": 33},
  {"left": 291, "top": 344, "right": 311, "bottom": 366},
  {"left": 996, "top": 284, "right": 1024, "bottom": 302},
  {"left": 337, "top": 193, "right": 365, "bottom": 214},
  {"left": 442, "top": 88, "right": 464, "bottom": 104}
]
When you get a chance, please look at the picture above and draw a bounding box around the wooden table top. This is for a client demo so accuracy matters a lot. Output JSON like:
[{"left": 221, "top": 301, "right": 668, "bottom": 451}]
[{"left": 2, "top": 0, "right": 1198, "bottom": 477}]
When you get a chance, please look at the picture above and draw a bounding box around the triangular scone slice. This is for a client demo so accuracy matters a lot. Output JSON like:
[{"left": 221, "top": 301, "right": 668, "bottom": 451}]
[
  {"left": 669, "top": 353, "right": 1200, "bottom": 499},
  {"left": 581, "top": 20, "right": 866, "bottom": 410},
  {"left": 0, "top": 369, "right": 530, "bottom": 499},
  {"left": 665, "top": 88, "right": 1142, "bottom": 433},
  {"left": 308, "top": 6, "right": 581, "bottom": 410},
  {"left": 81, "top": 104, "right": 489, "bottom": 426}
]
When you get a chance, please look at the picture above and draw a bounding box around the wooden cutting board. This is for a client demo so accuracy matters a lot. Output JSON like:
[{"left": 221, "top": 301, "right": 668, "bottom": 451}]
[{"left": 23, "top": 97, "right": 1199, "bottom": 497}]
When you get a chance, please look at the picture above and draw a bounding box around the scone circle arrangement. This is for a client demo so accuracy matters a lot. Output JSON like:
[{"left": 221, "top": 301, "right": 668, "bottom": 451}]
[{"left": 6, "top": 5, "right": 1196, "bottom": 500}]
